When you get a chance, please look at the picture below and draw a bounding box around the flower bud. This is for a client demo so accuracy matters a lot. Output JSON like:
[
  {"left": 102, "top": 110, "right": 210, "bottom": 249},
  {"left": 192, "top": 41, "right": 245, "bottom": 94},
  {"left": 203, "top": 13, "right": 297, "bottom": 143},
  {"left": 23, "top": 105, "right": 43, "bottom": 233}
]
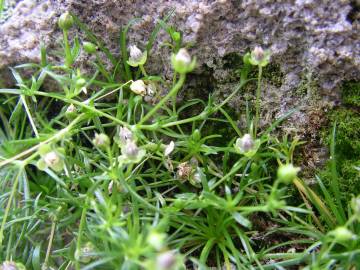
[
  {"left": 171, "top": 31, "right": 181, "bottom": 42},
  {"left": 130, "top": 80, "right": 147, "bottom": 96},
  {"left": 277, "top": 164, "right": 300, "bottom": 184},
  {"left": 156, "top": 251, "right": 177, "bottom": 270},
  {"left": 122, "top": 140, "right": 139, "bottom": 158},
  {"left": 129, "top": 45, "right": 142, "bottom": 62},
  {"left": 192, "top": 129, "right": 201, "bottom": 141},
  {"left": 58, "top": 12, "right": 74, "bottom": 30},
  {"left": 76, "top": 78, "right": 86, "bottom": 89},
  {"left": 171, "top": 48, "right": 196, "bottom": 74},
  {"left": 330, "top": 226, "right": 355, "bottom": 242},
  {"left": 146, "top": 82, "right": 156, "bottom": 97},
  {"left": 147, "top": 230, "right": 166, "bottom": 251},
  {"left": 0, "top": 261, "right": 26, "bottom": 270},
  {"left": 44, "top": 151, "right": 60, "bottom": 168},
  {"left": 253, "top": 46, "right": 264, "bottom": 62},
  {"left": 119, "top": 126, "right": 133, "bottom": 145},
  {"left": 83, "top": 41, "right": 97, "bottom": 54},
  {"left": 235, "top": 134, "right": 260, "bottom": 157},
  {"left": 249, "top": 46, "right": 270, "bottom": 67},
  {"left": 66, "top": 104, "right": 76, "bottom": 113},
  {"left": 127, "top": 45, "right": 147, "bottom": 67},
  {"left": 65, "top": 104, "right": 77, "bottom": 119},
  {"left": 92, "top": 133, "right": 110, "bottom": 148}
]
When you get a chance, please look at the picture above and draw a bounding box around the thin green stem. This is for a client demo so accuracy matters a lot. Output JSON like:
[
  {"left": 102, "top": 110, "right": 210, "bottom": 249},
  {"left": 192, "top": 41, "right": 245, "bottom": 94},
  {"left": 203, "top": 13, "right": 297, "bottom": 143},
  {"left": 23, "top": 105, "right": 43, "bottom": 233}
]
[
  {"left": 21, "top": 95, "right": 39, "bottom": 138},
  {"left": 44, "top": 220, "right": 57, "bottom": 269},
  {"left": 139, "top": 65, "right": 147, "bottom": 77},
  {"left": 33, "top": 91, "right": 128, "bottom": 127},
  {"left": 214, "top": 79, "right": 252, "bottom": 111},
  {"left": 0, "top": 114, "right": 84, "bottom": 168},
  {"left": 75, "top": 201, "right": 88, "bottom": 270},
  {"left": 0, "top": 167, "right": 23, "bottom": 248},
  {"left": 63, "top": 30, "right": 73, "bottom": 67},
  {"left": 138, "top": 73, "right": 186, "bottom": 125},
  {"left": 254, "top": 66, "right": 263, "bottom": 137}
]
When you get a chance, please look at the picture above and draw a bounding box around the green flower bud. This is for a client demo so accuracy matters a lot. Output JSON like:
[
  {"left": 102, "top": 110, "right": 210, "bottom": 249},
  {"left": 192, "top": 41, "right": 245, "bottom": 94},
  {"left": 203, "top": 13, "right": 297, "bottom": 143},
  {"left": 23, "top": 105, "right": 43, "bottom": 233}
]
[
  {"left": 192, "top": 129, "right": 201, "bottom": 141},
  {"left": 76, "top": 78, "right": 86, "bottom": 89},
  {"left": 83, "top": 41, "right": 97, "bottom": 54},
  {"left": 171, "top": 48, "right": 196, "bottom": 74},
  {"left": 130, "top": 80, "right": 147, "bottom": 96},
  {"left": 243, "top": 52, "right": 251, "bottom": 65},
  {"left": 277, "top": 163, "right": 300, "bottom": 184},
  {"left": 58, "top": 12, "right": 74, "bottom": 30},
  {"left": 147, "top": 230, "right": 166, "bottom": 251},
  {"left": 171, "top": 31, "right": 181, "bottom": 42},
  {"left": 330, "top": 226, "right": 355, "bottom": 242},
  {"left": 92, "top": 133, "right": 110, "bottom": 148}
]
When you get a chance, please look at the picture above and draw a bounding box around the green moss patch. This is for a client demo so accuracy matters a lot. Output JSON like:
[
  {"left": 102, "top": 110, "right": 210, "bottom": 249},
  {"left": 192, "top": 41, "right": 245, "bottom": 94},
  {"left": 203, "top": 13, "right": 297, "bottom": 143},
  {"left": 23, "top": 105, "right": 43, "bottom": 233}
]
[{"left": 319, "top": 82, "right": 360, "bottom": 197}]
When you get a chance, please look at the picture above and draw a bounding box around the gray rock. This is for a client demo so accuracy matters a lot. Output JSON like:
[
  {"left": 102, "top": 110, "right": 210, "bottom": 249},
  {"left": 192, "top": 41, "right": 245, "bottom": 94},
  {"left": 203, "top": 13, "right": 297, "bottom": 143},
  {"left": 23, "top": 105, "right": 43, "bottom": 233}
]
[{"left": 0, "top": 0, "right": 359, "bottom": 132}]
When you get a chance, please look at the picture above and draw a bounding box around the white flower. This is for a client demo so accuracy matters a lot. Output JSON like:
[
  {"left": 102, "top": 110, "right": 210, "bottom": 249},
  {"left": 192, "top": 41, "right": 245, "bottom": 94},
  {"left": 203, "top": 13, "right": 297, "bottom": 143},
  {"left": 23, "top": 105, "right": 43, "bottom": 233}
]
[
  {"left": 175, "top": 48, "right": 191, "bottom": 66},
  {"left": 118, "top": 139, "right": 146, "bottom": 166},
  {"left": 237, "top": 134, "right": 254, "bottom": 152},
  {"left": 127, "top": 45, "right": 147, "bottom": 67},
  {"left": 130, "top": 80, "right": 146, "bottom": 96},
  {"left": 164, "top": 141, "right": 175, "bottom": 156},
  {"left": 129, "top": 45, "right": 143, "bottom": 62},
  {"left": 44, "top": 151, "right": 61, "bottom": 168},
  {"left": 66, "top": 104, "right": 76, "bottom": 113},
  {"left": 234, "top": 134, "right": 260, "bottom": 157},
  {"left": 119, "top": 126, "right": 133, "bottom": 145},
  {"left": 37, "top": 145, "right": 65, "bottom": 172},
  {"left": 252, "top": 46, "right": 264, "bottom": 62},
  {"left": 249, "top": 46, "right": 270, "bottom": 67},
  {"left": 122, "top": 140, "right": 139, "bottom": 158},
  {"left": 156, "top": 251, "right": 177, "bottom": 270},
  {"left": 171, "top": 48, "right": 196, "bottom": 74},
  {"left": 92, "top": 133, "right": 110, "bottom": 148}
]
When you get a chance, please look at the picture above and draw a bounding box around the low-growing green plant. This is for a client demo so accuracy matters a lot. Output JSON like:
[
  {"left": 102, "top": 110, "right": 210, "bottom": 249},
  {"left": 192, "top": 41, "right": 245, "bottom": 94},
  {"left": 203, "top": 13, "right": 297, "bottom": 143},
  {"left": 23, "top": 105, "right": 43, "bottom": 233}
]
[{"left": 0, "top": 12, "right": 359, "bottom": 270}]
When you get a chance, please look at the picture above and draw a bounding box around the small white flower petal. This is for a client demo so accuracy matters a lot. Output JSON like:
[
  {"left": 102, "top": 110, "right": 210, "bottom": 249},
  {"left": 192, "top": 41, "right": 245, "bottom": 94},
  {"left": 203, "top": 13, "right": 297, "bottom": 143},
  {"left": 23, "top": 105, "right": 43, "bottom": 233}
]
[
  {"left": 130, "top": 80, "right": 146, "bottom": 96},
  {"left": 164, "top": 141, "right": 175, "bottom": 156}
]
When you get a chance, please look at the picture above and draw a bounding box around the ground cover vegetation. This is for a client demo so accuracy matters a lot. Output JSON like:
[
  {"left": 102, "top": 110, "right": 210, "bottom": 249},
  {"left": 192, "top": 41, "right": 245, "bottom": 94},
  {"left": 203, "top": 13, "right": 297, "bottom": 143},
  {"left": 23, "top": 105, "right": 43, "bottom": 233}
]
[{"left": 0, "top": 12, "right": 359, "bottom": 270}]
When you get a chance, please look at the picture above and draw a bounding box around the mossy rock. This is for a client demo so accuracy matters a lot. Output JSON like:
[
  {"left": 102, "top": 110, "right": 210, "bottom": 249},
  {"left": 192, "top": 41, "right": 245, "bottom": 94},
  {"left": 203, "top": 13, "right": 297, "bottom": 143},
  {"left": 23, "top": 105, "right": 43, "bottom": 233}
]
[
  {"left": 319, "top": 81, "right": 360, "bottom": 197},
  {"left": 342, "top": 82, "right": 360, "bottom": 107}
]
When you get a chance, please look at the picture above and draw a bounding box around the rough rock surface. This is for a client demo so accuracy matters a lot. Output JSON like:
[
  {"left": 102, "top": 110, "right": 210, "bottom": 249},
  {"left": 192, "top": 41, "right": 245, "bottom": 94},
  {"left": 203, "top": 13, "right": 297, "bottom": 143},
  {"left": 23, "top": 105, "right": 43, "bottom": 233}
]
[{"left": 0, "top": 0, "right": 359, "bottom": 132}]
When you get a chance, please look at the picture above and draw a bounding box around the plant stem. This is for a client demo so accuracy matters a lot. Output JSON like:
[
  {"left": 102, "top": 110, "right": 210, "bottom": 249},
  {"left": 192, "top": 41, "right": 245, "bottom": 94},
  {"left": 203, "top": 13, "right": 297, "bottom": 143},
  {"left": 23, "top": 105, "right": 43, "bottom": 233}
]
[
  {"left": 254, "top": 66, "right": 263, "bottom": 137},
  {"left": 44, "top": 220, "right": 56, "bottom": 269},
  {"left": 21, "top": 95, "right": 39, "bottom": 138},
  {"left": 0, "top": 167, "right": 23, "bottom": 248},
  {"left": 0, "top": 114, "right": 84, "bottom": 168},
  {"left": 139, "top": 65, "right": 147, "bottom": 77},
  {"left": 63, "top": 30, "right": 73, "bottom": 68},
  {"left": 75, "top": 201, "right": 88, "bottom": 270},
  {"left": 138, "top": 73, "right": 186, "bottom": 125}
]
